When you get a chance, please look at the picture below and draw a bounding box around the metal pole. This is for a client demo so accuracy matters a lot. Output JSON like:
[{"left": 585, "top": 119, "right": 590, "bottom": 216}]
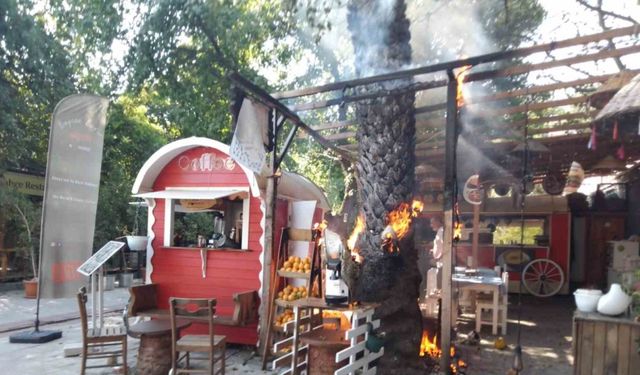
[
  {"left": 98, "top": 267, "right": 104, "bottom": 329},
  {"left": 91, "top": 273, "right": 97, "bottom": 330},
  {"left": 441, "top": 69, "right": 459, "bottom": 374},
  {"left": 471, "top": 204, "right": 480, "bottom": 268}
]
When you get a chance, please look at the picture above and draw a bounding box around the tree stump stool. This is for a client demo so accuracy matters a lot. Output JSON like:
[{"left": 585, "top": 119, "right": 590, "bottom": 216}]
[
  {"left": 299, "top": 328, "right": 349, "bottom": 375},
  {"left": 128, "top": 319, "right": 190, "bottom": 375}
]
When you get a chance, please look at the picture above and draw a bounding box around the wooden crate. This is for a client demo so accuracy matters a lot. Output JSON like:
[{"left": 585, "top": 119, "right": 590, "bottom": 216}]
[{"left": 573, "top": 311, "right": 640, "bottom": 375}]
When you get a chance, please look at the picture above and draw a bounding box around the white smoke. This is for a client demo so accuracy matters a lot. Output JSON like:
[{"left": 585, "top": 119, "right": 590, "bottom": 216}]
[{"left": 408, "top": 0, "right": 498, "bottom": 64}]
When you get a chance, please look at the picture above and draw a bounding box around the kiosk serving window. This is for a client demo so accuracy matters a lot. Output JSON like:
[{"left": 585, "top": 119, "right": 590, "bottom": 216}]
[
  {"left": 172, "top": 198, "right": 245, "bottom": 248},
  {"left": 135, "top": 188, "right": 250, "bottom": 249}
]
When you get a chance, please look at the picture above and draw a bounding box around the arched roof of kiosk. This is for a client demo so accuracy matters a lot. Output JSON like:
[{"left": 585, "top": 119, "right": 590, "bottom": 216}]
[{"left": 131, "top": 137, "right": 330, "bottom": 210}]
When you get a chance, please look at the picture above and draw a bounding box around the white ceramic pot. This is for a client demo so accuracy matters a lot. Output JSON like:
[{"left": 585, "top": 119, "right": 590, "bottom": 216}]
[
  {"left": 596, "top": 283, "right": 632, "bottom": 316},
  {"left": 574, "top": 289, "right": 602, "bottom": 312},
  {"left": 126, "top": 235, "right": 148, "bottom": 251}
]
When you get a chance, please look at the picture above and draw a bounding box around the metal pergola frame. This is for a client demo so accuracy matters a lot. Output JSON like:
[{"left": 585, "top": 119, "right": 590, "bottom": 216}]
[{"left": 228, "top": 25, "right": 639, "bottom": 373}]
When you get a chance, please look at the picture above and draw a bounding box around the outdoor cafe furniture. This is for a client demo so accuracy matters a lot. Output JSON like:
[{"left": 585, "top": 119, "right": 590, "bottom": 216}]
[
  {"left": 77, "top": 287, "right": 128, "bottom": 375},
  {"left": 127, "top": 283, "right": 259, "bottom": 327},
  {"left": 453, "top": 269, "right": 506, "bottom": 335},
  {"left": 127, "top": 318, "right": 190, "bottom": 375},
  {"left": 475, "top": 271, "right": 509, "bottom": 335},
  {"left": 170, "top": 298, "right": 226, "bottom": 375}
]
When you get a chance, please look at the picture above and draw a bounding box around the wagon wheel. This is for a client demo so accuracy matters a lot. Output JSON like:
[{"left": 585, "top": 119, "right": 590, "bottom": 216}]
[{"left": 521, "top": 259, "right": 564, "bottom": 297}]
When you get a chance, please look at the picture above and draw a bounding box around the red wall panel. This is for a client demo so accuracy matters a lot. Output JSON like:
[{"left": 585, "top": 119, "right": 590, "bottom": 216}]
[{"left": 549, "top": 212, "right": 570, "bottom": 277}]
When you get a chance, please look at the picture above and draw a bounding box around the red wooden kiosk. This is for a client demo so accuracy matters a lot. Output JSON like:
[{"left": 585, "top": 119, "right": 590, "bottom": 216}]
[{"left": 130, "top": 137, "right": 328, "bottom": 345}]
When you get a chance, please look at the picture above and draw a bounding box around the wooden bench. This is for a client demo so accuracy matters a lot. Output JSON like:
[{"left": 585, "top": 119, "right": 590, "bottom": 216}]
[{"left": 127, "top": 284, "right": 258, "bottom": 326}]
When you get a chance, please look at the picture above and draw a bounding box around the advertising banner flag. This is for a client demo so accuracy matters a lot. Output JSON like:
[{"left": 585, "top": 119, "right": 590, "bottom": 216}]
[
  {"left": 230, "top": 98, "right": 269, "bottom": 173},
  {"left": 39, "top": 94, "right": 109, "bottom": 298}
]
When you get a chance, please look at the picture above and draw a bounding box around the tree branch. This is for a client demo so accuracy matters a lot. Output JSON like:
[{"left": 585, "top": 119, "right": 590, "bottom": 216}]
[
  {"left": 594, "top": 0, "right": 626, "bottom": 71},
  {"left": 575, "top": 0, "right": 639, "bottom": 25}
]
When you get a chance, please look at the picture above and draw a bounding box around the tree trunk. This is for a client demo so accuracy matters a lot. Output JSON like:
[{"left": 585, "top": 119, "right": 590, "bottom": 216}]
[{"left": 347, "top": 1, "right": 422, "bottom": 373}]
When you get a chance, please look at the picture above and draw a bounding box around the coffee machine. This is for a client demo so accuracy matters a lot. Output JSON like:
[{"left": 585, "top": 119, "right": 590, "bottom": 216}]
[{"left": 324, "top": 231, "right": 349, "bottom": 305}]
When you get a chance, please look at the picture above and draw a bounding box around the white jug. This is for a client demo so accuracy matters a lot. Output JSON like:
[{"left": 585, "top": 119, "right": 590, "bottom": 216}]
[{"left": 596, "top": 283, "right": 631, "bottom": 316}]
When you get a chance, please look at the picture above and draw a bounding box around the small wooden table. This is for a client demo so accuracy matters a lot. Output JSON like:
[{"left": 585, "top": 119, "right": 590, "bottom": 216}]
[
  {"left": 128, "top": 319, "right": 191, "bottom": 375},
  {"left": 284, "top": 298, "right": 381, "bottom": 375},
  {"left": 453, "top": 273, "right": 504, "bottom": 335},
  {"left": 299, "top": 328, "right": 349, "bottom": 374}
]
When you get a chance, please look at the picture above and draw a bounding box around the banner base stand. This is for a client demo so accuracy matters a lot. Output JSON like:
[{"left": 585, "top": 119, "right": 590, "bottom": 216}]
[{"left": 9, "top": 330, "right": 62, "bottom": 344}]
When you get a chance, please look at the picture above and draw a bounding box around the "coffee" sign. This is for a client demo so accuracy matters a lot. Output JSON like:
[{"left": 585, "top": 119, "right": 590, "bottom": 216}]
[{"left": 178, "top": 152, "right": 236, "bottom": 172}]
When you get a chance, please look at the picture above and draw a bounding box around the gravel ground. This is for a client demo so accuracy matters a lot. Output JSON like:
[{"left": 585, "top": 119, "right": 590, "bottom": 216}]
[
  {"left": 0, "top": 314, "right": 273, "bottom": 374},
  {"left": 454, "top": 295, "right": 574, "bottom": 375},
  {"left": 0, "top": 291, "right": 575, "bottom": 374}
]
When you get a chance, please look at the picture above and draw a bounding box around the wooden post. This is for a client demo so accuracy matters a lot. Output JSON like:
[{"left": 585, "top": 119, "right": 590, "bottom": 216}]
[
  {"left": 470, "top": 204, "right": 480, "bottom": 268},
  {"left": 258, "top": 110, "right": 279, "bottom": 358},
  {"left": 441, "top": 69, "right": 459, "bottom": 374}
]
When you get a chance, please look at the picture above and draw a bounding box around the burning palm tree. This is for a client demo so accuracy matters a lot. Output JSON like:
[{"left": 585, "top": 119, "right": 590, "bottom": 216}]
[{"left": 346, "top": 0, "right": 423, "bottom": 373}]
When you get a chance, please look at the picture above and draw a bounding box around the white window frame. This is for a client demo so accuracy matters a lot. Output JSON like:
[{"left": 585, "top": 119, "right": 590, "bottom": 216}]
[{"left": 162, "top": 187, "right": 250, "bottom": 249}]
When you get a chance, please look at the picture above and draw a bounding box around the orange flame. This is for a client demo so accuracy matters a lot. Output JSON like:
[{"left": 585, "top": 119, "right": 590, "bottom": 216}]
[
  {"left": 387, "top": 199, "right": 425, "bottom": 240},
  {"left": 347, "top": 214, "right": 365, "bottom": 251},
  {"left": 453, "top": 203, "right": 462, "bottom": 241},
  {"left": 419, "top": 330, "right": 440, "bottom": 357},
  {"left": 314, "top": 220, "right": 328, "bottom": 231},
  {"left": 419, "top": 330, "right": 466, "bottom": 373},
  {"left": 456, "top": 65, "right": 471, "bottom": 107},
  {"left": 454, "top": 221, "right": 463, "bottom": 242},
  {"left": 412, "top": 200, "right": 424, "bottom": 217}
]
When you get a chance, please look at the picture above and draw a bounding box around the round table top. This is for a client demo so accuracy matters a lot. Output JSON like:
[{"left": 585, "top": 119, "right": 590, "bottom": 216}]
[
  {"left": 300, "top": 328, "right": 348, "bottom": 348},
  {"left": 128, "top": 318, "right": 191, "bottom": 338}
]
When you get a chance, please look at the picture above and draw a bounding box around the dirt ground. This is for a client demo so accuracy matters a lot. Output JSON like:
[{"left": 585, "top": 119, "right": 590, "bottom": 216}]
[{"left": 454, "top": 295, "right": 575, "bottom": 375}]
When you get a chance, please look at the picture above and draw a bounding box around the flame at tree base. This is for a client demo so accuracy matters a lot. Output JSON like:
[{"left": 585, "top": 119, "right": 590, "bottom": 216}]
[{"left": 419, "top": 330, "right": 467, "bottom": 374}]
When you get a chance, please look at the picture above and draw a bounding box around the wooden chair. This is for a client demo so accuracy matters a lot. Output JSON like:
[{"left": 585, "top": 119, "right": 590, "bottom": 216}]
[
  {"left": 475, "top": 272, "right": 509, "bottom": 335},
  {"left": 170, "top": 298, "right": 226, "bottom": 375},
  {"left": 77, "top": 287, "right": 128, "bottom": 375}
]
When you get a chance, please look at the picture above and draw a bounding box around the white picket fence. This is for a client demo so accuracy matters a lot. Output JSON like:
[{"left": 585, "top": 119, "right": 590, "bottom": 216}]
[
  {"left": 271, "top": 304, "right": 383, "bottom": 375},
  {"left": 335, "top": 307, "right": 383, "bottom": 375}
]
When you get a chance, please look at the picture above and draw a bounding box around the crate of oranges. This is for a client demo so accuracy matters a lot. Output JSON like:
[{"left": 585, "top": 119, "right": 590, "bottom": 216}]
[
  {"left": 274, "top": 309, "right": 294, "bottom": 327},
  {"left": 277, "top": 285, "right": 308, "bottom": 304},
  {"left": 278, "top": 256, "right": 311, "bottom": 276}
]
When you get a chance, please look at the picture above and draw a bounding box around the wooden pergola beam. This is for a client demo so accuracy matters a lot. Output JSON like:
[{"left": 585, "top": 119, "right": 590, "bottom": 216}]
[
  {"left": 295, "top": 68, "right": 638, "bottom": 117},
  {"left": 466, "top": 95, "right": 589, "bottom": 117},
  {"left": 465, "top": 44, "right": 640, "bottom": 83},
  {"left": 273, "top": 25, "right": 639, "bottom": 100},
  {"left": 528, "top": 122, "right": 592, "bottom": 135},
  {"left": 311, "top": 101, "right": 598, "bottom": 137},
  {"left": 468, "top": 72, "right": 637, "bottom": 105},
  {"left": 416, "top": 133, "right": 592, "bottom": 158}
]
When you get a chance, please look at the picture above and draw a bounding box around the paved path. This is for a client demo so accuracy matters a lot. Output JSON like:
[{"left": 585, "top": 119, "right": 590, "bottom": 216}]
[
  {"left": 0, "top": 288, "right": 130, "bottom": 333},
  {"left": 0, "top": 316, "right": 272, "bottom": 374},
  {"left": 0, "top": 286, "right": 272, "bottom": 374}
]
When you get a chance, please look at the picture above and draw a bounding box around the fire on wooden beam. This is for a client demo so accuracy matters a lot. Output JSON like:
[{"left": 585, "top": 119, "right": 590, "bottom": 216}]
[
  {"left": 456, "top": 64, "right": 472, "bottom": 107},
  {"left": 454, "top": 203, "right": 463, "bottom": 242}
]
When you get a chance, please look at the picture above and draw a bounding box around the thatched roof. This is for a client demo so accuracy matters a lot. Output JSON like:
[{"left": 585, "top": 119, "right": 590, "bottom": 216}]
[
  {"left": 595, "top": 73, "right": 640, "bottom": 122},
  {"left": 589, "top": 70, "right": 636, "bottom": 109}
]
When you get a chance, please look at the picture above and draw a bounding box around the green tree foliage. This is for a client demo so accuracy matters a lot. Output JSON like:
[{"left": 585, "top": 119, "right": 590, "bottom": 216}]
[
  {"left": 94, "top": 94, "right": 167, "bottom": 246},
  {"left": 0, "top": 0, "right": 76, "bottom": 170},
  {"left": 125, "top": 0, "right": 297, "bottom": 139}
]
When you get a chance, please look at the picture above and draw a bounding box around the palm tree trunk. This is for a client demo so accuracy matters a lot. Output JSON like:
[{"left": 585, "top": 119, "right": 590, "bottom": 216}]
[{"left": 347, "top": 1, "right": 422, "bottom": 373}]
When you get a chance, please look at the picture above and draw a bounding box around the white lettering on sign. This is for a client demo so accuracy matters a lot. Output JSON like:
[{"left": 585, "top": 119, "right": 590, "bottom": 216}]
[{"left": 177, "top": 153, "right": 236, "bottom": 172}]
